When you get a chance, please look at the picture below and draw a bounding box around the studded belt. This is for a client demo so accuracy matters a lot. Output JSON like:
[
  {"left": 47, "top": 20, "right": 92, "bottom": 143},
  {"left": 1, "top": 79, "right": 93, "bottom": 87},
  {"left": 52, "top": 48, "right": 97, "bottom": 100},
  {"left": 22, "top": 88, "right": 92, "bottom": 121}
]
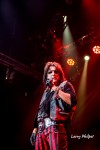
[{"left": 38, "top": 118, "right": 65, "bottom": 133}]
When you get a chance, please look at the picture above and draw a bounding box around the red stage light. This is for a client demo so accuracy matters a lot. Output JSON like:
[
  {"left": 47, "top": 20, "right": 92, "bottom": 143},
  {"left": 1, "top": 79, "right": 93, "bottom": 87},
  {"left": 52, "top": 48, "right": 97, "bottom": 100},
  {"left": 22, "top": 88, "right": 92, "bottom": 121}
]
[
  {"left": 93, "top": 46, "right": 100, "bottom": 54},
  {"left": 67, "top": 58, "right": 75, "bottom": 66}
]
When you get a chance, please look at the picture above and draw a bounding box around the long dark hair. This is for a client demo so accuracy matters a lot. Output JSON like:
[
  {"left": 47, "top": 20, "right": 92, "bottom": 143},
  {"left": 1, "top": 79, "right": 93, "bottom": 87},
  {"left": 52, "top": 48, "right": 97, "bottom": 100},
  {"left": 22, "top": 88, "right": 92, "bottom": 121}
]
[{"left": 43, "top": 61, "right": 66, "bottom": 86}]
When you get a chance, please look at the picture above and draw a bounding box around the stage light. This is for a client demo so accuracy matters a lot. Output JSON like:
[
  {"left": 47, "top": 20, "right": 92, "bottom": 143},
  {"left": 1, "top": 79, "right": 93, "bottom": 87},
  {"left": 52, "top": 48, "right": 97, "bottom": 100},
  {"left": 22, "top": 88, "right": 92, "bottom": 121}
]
[
  {"left": 5, "top": 68, "right": 15, "bottom": 80},
  {"left": 63, "top": 16, "right": 67, "bottom": 23},
  {"left": 93, "top": 46, "right": 100, "bottom": 54},
  {"left": 84, "top": 56, "right": 90, "bottom": 60},
  {"left": 67, "top": 58, "right": 75, "bottom": 66}
]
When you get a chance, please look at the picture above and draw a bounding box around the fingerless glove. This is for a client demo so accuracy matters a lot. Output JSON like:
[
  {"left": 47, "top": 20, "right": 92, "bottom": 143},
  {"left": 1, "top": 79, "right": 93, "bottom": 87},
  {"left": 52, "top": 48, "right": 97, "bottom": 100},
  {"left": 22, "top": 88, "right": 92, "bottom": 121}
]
[{"left": 30, "top": 132, "right": 36, "bottom": 146}]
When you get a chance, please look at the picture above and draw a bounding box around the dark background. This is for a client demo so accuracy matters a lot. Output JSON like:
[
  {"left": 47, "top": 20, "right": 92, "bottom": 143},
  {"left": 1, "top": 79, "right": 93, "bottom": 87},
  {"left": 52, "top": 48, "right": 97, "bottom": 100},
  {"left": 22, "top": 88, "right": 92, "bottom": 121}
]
[{"left": 0, "top": 0, "right": 100, "bottom": 149}]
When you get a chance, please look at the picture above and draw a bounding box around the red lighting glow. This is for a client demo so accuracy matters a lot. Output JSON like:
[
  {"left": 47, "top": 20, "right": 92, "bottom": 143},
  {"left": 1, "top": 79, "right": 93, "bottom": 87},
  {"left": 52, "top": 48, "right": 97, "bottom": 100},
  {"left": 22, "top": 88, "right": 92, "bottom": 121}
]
[
  {"left": 67, "top": 58, "right": 75, "bottom": 66},
  {"left": 93, "top": 46, "right": 100, "bottom": 54}
]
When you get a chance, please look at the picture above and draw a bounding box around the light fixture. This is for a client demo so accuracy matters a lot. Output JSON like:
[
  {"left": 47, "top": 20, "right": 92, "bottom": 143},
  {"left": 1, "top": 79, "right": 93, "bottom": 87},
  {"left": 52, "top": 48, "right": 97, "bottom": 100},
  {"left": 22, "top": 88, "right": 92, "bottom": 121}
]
[
  {"left": 93, "top": 46, "right": 100, "bottom": 54},
  {"left": 84, "top": 55, "right": 90, "bottom": 60},
  {"left": 67, "top": 58, "right": 75, "bottom": 66}
]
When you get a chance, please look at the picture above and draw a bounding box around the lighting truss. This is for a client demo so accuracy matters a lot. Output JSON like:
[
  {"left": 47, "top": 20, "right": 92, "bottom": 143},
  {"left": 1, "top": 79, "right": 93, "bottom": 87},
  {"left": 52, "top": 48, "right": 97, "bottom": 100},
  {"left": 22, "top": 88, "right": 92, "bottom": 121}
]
[{"left": 0, "top": 52, "right": 42, "bottom": 79}]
